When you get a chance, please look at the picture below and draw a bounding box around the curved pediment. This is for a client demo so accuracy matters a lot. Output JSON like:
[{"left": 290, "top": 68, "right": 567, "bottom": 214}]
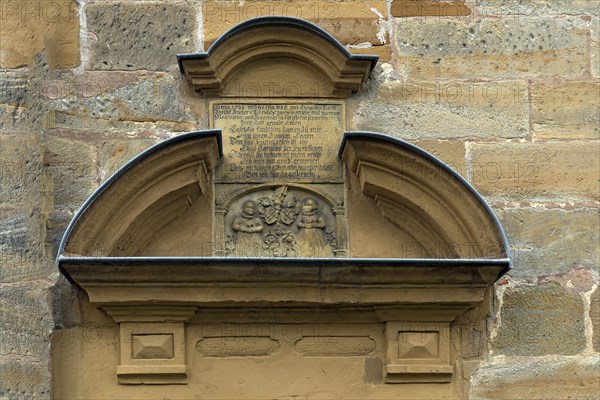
[
  {"left": 177, "top": 17, "right": 378, "bottom": 98},
  {"left": 57, "top": 130, "right": 509, "bottom": 262},
  {"left": 58, "top": 130, "right": 222, "bottom": 258},
  {"left": 340, "top": 132, "right": 509, "bottom": 259}
]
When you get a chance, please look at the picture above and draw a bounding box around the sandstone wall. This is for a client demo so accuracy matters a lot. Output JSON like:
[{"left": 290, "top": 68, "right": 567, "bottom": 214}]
[{"left": 0, "top": 1, "right": 598, "bottom": 399}]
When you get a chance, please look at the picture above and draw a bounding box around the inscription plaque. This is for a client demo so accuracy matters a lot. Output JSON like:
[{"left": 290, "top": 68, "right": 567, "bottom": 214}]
[{"left": 210, "top": 101, "right": 345, "bottom": 183}]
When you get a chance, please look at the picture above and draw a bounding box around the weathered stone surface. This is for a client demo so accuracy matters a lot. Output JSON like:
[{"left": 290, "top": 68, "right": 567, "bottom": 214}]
[
  {"left": 46, "top": 113, "right": 196, "bottom": 137},
  {"left": 413, "top": 140, "right": 467, "bottom": 178},
  {"left": 350, "top": 81, "right": 528, "bottom": 139},
  {"left": 44, "top": 135, "right": 98, "bottom": 210},
  {"left": 0, "top": 359, "right": 50, "bottom": 400},
  {"left": 0, "top": 211, "right": 46, "bottom": 283},
  {"left": 471, "top": 356, "right": 600, "bottom": 400},
  {"left": 470, "top": 141, "right": 600, "bottom": 201},
  {"left": 591, "top": 17, "right": 599, "bottom": 79},
  {"left": 540, "top": 269, "right": 597, "bottom": 295},
  {"left": 46, "top": 72, "right": 194, "bottom": 124},
  {"left": 591, "top": 287, "right": 600, "bottom": 352},
  {"left": 203, "top": 0, "right": 388, "bottom": 48},
  {"left": 391, "top": 0, "right": 470, "bottom": 17},
  {"left": 503, "top": 208, "right": 600, "bottom": 278},
  {"left": 0, "top": 105, "right": 28, "bottom": 132},
  {"left": 532, "top": 81, "right": 600, "bottom": 139},
  {"left": 394, "top": 17, "right": 588, "bottom": 79},
  {"left": 86, "top": 2, "right": 196, "bottom": 70},
  {"left": 0, "top": 0, "right": 80, "bottom": 68},
  {"left": 477, "top": 0, "right": 600, "bottom": 16},
  {"left": 0, "top": 133, "right": 41, "bottom": 207},
  {"left": 493, "top": 284, "right": 586, "bottom": 355},
  {"left": 0, "top": 71, "right": 29, "bottom": 106},
  {"left": 99, "top": 139, "right": 155, "bottom": 179},
  {"left": 0, "top": 286, "right": 52, "bottom": 359}
]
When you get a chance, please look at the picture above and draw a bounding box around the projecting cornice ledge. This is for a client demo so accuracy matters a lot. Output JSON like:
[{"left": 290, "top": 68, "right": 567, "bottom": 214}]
[{"left": 58, "top": 256, "right": 509, "bottom": 322}]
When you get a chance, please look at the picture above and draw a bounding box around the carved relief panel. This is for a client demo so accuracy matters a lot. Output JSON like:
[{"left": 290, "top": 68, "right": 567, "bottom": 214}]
[
  {"left": 216, "top": 185, "right": 346, "bottom": 257},
  {"left": 209, "top": 99, "right": 348, "bottom": 258}
]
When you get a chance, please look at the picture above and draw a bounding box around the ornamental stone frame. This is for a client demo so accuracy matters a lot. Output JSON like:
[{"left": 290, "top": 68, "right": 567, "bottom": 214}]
[{"left": 54, "top": 17, "right": 510, "bottom": 399}]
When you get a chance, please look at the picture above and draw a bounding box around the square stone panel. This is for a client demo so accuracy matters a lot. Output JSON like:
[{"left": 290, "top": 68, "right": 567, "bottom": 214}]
[
  {"left": 132, "top": 334, "right": 174, "bottom": 360},
  {"left": 398, "top": 332, "right": 439, "bottom": 359}
]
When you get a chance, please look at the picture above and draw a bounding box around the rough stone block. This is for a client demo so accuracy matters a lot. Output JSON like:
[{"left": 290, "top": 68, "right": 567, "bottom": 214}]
[
  {"left": 503, "top": 208, "right": 600, "bottom": 278},
  {"left": 202, "top": 1, "right": 388, "bottom": 48},
  {"left": 0, "top": 360, "right": 50, "bottom": 400},
  {"left": 493, "top": 284, "right": 586, "bottom": 355},
  {"left": 393, "top": 17, "right": 588, "bottom": 79},
  {"left": 477, "top": 0, "right": 600, "bottom": 16},
  {"left": 44, "top": 135, "right": 98, "bottom": 209},
  {"left": 471, "top": 356, "right": 600, "bottom": 400},
  {"left": 591, "top": 287, "right": 600, "bottom": 352},
  {"left": 350, "top": 81, "right": 528, "bottom": 139},
  {"left": 86, "top": 2, "right": 197, "bottom": 70},
  {"left": 470, "top": 141, "right": 600, "bottom": 201},
  {"left": 45, "top": 72, "right": 194, "bottom": 125},
  {"left": 0, "top": 133, "right": 41, "bottom": 207},
  {"left": 532, "top": 81, "right": 600, "bottom": 139},
  {"left": 391, "top": 0, "right": 470, "bottom": 17},
  {"left": 0, "top": 0, "right": 80, "bottom": 68},
  {"left": 0, "top": 211, "right": 47, "bottom": 283},
  {"left": 0, "top": 286, "right": 52, "bottom": 360}
]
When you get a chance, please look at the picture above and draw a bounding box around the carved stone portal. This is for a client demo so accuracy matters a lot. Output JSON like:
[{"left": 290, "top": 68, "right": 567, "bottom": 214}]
[{"left": 54, "top": 17, "right": 510, "bottom": 400}]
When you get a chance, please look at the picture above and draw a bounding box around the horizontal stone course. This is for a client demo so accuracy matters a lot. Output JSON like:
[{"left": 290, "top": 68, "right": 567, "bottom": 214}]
[
  {"left": 532, "top": 81, "right": 600, "bottom": 139},
  {"left": 470, "top": 141, "right": 600, "bottom": 201},
  {"left": 391, "top": 0, "right": 471, "bottom": 17},
  {"left": 477, "top": 0, "right": 600, "bottom": 16},
  {"left": 203, "top": 0, "right": 388, "bottom": 48},
  {"left": 503, "top": 208, "right": 600, "bottom": 278},
  {"left": 86, "top": 1, "right": 197, "bottom": 71},
  {"left": 393, "top": 17, "right": 588, "bottom": 79},
  {"left": 350, "top": 81, "right": 529, "bottom": 139},
  {"left": 493, "top": 283, "right": 586, "bottom": 355}
]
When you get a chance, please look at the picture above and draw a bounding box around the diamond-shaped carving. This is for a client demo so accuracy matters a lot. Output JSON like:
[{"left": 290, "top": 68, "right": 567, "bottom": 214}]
[
  {"left": 398, "top": 332, "right": 438, "bottom": 359},
  {"left": 132, "top": 334, "right": 174, "bottom": 359}
]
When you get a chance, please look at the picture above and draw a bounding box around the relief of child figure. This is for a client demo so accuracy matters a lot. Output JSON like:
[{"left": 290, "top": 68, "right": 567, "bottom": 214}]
[
  {"left": 296, "top": 198, "right": 334, "bottom": 257},
  {"left": 232, "top": 200, "right": 264, "bottom": 256}
]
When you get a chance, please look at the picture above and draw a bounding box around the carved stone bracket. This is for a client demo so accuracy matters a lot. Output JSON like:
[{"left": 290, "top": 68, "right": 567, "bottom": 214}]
[{"left": 384, "top": 322, "right": 452, "bottom": 383}]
